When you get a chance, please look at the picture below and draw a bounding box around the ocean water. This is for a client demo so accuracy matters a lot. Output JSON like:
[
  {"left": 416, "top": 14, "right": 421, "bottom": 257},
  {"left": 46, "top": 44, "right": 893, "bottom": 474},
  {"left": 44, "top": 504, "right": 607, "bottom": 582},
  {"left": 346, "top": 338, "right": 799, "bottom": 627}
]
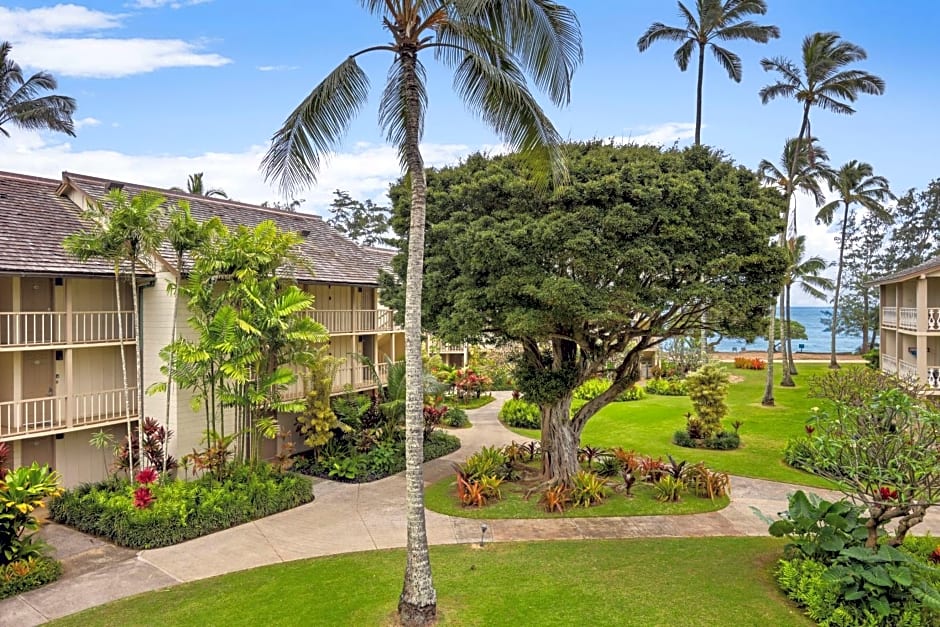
[{"left": 713, "top": 306, "right": 865, "bottom": 354}]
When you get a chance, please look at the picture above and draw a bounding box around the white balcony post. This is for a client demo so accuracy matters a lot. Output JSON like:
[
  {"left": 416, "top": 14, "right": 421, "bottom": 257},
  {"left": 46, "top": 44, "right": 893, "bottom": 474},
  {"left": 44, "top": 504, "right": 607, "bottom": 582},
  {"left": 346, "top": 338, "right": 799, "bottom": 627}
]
[{"left": 919, "top": 278, "right": 928, "bottom": 382}]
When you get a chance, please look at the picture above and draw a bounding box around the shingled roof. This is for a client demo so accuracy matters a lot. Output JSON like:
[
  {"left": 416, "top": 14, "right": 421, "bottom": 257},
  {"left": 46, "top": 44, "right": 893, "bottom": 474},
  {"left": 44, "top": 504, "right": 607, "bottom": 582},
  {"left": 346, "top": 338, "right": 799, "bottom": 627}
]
[
  {"left": 60, "top": 172, "right": 386, "bottom": 286},
  {"left": 0, "top": 171, "right": 127, "bottom": 277},
  {"left": 868, "top": 255, "right": 940, "bottom": 287}
]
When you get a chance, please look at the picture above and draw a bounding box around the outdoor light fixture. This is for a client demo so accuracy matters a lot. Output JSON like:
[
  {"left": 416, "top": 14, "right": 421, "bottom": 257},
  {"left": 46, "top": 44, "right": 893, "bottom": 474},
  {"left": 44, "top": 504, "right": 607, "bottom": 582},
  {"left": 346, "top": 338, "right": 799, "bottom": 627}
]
[{"left": 480, "top": 523, "right": 488, "bottom": 547}]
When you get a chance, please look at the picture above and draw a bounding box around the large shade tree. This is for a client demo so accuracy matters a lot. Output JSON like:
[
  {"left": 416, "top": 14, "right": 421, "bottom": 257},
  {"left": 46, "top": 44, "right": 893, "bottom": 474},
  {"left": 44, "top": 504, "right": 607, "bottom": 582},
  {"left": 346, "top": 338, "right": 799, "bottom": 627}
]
[
  {"left": 758, "top": 31, "right": 884, "bottom": 404},
  {"left": 637, "top": 0, "right": 779, "bottom": 146},
  {"left": 260, "top": 2, "right": 582, "bottom": 623},
  {"left": 0, "top": 41, "right": 76, "bottom": 138},
  {"left": 816, "top": 161, "right": 893, "bottom": 368},
  {"left": 382, "top": 142, "right": 786, "bottom": 486}
]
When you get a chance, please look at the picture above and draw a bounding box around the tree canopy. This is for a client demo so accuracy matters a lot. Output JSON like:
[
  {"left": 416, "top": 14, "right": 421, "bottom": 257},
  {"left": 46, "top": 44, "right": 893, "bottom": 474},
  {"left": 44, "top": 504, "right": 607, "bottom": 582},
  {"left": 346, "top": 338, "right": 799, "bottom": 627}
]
[{"left": 383, "top": 142, "right": 786, "bottom": 483}]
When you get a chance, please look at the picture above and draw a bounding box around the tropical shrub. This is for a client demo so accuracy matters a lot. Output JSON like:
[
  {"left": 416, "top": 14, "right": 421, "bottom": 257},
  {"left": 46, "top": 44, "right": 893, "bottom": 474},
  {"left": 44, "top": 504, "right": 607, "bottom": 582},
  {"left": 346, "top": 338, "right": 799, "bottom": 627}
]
[
  {"left": 685, "top": 361, "right": 730, "bottom": 438},
  {"left": 616, "top": 385, "right": 646, "bottom": 401},
  {"left": 0, "top": 463, "right": 63, "bottom": 566},
  {"left": 461, "top": 446, "right": 511, "bottom": 482},
  {"left": 0, "top": 442, "right": 10, "bottom": 476},
  {"left": 685, "top": 463, "right": 730, "bottom": 501},
  {"left": 114, "top": 416, "right": 177, "bottom": 475},
  {"left": 441, "top": 406, "right": 470, "bottom": 428},
  {"left": 644, "top": 377, "right": 688, "bottom": 396},
  {"left": 0, "top": 555, "right": 61, "bottom": 600},
  {"left": 570, "top": 471, "right": 608, "bottom": 507},
  {"left": 653, "top": 475, "right": 684, "bottom": 503},
  {"left": 733, "top": 356, "right": 766, "bottom": 370},
  {"left": 573, "top": 377, "right": 611, "bottom": 401},
  {"left": 453, "top": 368, "right": 492, "bottom": 400},
  {"left": 49, "top": 463, "right": 313, "bottom": 549},
  {"left": 498, "top": 398, "right": 541, "bottom": 429},
  {"left": 539, "top": 484, "right": 571, "bottom": 513},
  {"left": 703, "top": 431, "right": 740, "bottom": 450}
]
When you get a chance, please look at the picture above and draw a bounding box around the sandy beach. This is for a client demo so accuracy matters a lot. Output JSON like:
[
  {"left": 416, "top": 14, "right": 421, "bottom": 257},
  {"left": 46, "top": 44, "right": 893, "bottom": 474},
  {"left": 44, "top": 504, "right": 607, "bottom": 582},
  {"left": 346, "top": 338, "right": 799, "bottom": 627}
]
[{"left": 714, "top": 350, "right": 865, "bottom": 363}]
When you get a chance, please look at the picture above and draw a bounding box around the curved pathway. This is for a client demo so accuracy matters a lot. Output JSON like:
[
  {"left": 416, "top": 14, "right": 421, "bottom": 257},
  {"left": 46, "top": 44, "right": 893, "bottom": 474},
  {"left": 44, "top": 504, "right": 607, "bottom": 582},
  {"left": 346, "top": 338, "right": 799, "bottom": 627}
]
[{"left": 3, "top": 392, "right": 938, "bottom": 624}]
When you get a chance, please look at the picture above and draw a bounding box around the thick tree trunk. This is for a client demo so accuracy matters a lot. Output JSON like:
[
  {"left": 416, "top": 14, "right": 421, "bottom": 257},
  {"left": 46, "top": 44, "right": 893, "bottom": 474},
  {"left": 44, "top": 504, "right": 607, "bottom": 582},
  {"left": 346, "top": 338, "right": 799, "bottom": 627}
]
[
  {"left": 540, "top": 392, "right": 579, "bottom": 486},
  {"left": 829, "top": 201, "right": 849, "bottom": 369},
  {"left": 397, "top": 48, "right": 436, "bottom": 626},
  {"left": 762, "top": 303, "right": 775, "bottom": 406},
  {"left": 114, "top": 266, "right": 134, "bottom": 474},
  {"left": 694, "top": 42, "right": 705, "bottom": 146},
  {"left": 779, "top": 291, "right": 794, "bottom": 387},
  {"left": 786, "top": 283, "right": 798, "bottom": 375}
]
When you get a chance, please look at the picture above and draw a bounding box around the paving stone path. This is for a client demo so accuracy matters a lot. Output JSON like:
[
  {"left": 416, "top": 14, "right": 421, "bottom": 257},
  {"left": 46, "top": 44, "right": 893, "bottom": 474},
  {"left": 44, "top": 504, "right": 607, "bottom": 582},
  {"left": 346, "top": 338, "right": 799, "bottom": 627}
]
[{"left": 2, "top": 391, "right": 937, "bottom": 624}]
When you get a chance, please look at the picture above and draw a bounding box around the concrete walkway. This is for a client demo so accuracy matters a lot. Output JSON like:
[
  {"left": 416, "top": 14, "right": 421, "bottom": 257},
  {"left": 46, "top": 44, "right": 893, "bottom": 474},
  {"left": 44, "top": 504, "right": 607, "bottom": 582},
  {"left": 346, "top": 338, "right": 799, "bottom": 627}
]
[{"left": 3, "top": 391, "right": 937, "bottom": 624}]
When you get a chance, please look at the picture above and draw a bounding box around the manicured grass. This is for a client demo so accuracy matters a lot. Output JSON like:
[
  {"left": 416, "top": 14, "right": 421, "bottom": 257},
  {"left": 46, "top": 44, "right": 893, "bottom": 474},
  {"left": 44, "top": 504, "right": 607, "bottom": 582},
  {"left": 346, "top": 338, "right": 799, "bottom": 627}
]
[
  {"left": 425, "top": 474, "right": 729, "bottom": 518},
  {"left": 508, "top": 363, "right": 842, "bottom": 488},
  {"left": 51, "top": 537, "right": 809, "bottom": 626},
  {"left": 448, "top": 394, "right": 496, "bottom": 410}
]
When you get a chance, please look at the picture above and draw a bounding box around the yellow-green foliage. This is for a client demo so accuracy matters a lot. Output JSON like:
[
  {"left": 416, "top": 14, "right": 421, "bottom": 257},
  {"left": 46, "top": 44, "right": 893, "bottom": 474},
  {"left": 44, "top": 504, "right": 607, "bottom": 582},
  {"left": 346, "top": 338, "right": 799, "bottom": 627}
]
[
  {"left": 296, "top": 351, "right": 348, "bottom": 447},
  {"left": 685, "top": 361, "right": 730, "bottom": 439}
]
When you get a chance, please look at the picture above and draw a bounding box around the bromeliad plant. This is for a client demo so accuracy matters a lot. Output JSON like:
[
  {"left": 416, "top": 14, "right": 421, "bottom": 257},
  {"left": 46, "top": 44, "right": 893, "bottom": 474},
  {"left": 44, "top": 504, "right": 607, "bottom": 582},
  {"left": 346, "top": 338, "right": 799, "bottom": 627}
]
[{"left": 0, "top": 463, "right": 62, "bottom": 566}]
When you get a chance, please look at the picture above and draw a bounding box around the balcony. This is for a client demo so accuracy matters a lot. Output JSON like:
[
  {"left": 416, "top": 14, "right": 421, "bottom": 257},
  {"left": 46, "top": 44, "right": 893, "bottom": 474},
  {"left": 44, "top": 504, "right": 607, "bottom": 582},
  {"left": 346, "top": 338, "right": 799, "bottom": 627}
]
[
  {"left": 929, "top": 308, "right": 940, "bottom": 332},
  {"left": 928, "top": 367, "right": 940, "bottom": 390},
  {"left": 882, "top": 307, "right": 896, "bottom": 329},
  {"left": 899, "top": 360, "right": 918, "bottom": 381},
  {"left": 899, "top": 308, "right": 918, "bottom": 331},
  {"left": 282, "top": 361, "right": 390, "bottom": 400},
  {"left": 0, "top": 387, "right": 138, "bottom": 439},
  {"left": 0, "top": 311, "right": 134, "bottom": 349},
  {"left": 882, "top": 353, "right": 897, "bottom": 374},
  {"left": 306, "top": 309, "right": 396, "bottom": 335}
]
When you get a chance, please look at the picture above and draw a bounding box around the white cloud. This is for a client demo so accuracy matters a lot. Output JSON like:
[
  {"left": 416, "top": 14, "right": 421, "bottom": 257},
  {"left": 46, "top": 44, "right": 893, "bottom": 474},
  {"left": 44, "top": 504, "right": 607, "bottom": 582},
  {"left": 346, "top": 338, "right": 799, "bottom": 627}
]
[
  {"left": 16, "top": 37, "right": 231, "bottom": 78},
  {"left": 0, "top": 128, "right": 472, "bottom": 214},
  {"left": 612, "top": 122, "right": 697, "bottom": 146},
  {"left": 1, "top": 3, "right": 231, "bottom": 78},
  {"left": 129, "top": 0, "right": 210, "bottom": 8},
  {"left": 257, "top": 65, "right": 300, "bottom": 72},
  {"left": 73, "top": 116, "right": 101, "bottom": 129},
  {"left": 0, "top": 4, "right": 121, "bottom": 38}
]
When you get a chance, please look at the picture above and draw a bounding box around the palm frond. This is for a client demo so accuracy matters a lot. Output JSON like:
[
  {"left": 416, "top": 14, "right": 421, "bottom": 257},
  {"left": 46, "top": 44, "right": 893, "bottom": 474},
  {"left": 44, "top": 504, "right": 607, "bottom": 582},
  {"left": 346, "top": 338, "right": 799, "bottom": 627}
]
[
  {"left": 262, "top": 56, "right": 371, "bottom": 195},
  {"left": 378, "top": 57, "right": 428, "bottom": 170},
  {"left": 673, "top": 39, "right": 696, "bottom": 71},
  {"left": 815, "top": 199, "right": 840, "bottom": 225},
  {"left": 676, "top": 1, "right": 699, "bottom": 30},
  {"left": 714, "top": 21, "right": 779, "bottom": 43},
  {"left": 637, "top": 23, "right": 689, "bottom": 52},
  {"left": 710, "top": 44, "right": 742, "bottom": 81}
]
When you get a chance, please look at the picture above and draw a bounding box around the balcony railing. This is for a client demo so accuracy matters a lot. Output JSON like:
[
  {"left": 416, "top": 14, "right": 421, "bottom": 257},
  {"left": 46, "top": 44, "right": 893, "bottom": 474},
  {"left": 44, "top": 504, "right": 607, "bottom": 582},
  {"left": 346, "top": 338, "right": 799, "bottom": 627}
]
[
  {"left": 929, "top": 308, "right": 940, "bottom": 332},
  {"left": 928, "top": 367, "right": 940, "bottom": 390},
  {"left": 0, "top": 387, "right": 138, "bottom": 438},
  {"left": 899, "top": 308, "right": 918, "bottom": 331},
  {"left": 882, "top": 307, "right": 897, "bottom": 329},
  {"left": 281, "top": 361, "right": 391, "bottom": 401},
  {"left": 306, "top": 309, "right": 396, "bottom": 335},
  {"left": 899, "top": 360, "right": 918, "bottom": 381},
  {"left": 882, "top": 353, "right": 897, "bottom": 374},
  {"left": 0, "top": 311, "right": 134, "bottom": 348}
]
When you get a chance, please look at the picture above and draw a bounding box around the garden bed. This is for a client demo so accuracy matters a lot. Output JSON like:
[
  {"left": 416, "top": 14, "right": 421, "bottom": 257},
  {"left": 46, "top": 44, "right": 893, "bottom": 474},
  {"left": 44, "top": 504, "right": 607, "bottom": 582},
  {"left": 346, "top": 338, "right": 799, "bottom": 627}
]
[
  {"left": 292, "top": 431, "right": 460, "bottom": 483},
  {"left": 0, "top": 555, "right": 61, "bottom": 600},
  {"left": 49, "top": 464, "right": 313, "bottom": 549}
]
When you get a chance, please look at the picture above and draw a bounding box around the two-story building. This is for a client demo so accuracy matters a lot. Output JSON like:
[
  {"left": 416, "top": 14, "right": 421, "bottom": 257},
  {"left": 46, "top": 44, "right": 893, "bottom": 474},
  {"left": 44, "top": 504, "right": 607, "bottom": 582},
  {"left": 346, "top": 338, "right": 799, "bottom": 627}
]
[
  {"left": 1, "top": 170, "right": 403, "bottom": 485},
  {"left": 873, "top": 255, "right": 940, "bottom": 394}
]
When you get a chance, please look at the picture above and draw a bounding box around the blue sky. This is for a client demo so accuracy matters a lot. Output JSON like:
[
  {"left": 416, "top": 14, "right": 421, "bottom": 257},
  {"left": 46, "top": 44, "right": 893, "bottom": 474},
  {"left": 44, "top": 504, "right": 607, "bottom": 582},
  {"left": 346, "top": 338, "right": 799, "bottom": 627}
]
[{"left": 3, "top": 1, "right": 938, "bottom": 301}]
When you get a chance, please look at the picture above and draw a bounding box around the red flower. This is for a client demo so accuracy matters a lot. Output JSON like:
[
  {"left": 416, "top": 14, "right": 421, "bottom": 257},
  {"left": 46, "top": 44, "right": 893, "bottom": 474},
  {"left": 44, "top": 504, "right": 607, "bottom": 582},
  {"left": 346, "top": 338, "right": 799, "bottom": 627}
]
[
  {"left": 929, "top": 547, "right": 940, "bottom": 564},
  {"left": 878, "top": 486, "right": 899, "bottom": 501},
  {"left": 804, "top": 425, "right": 815, "bottom": 436},
  {"left": 135, "top": 467, "right": 159, "bottom": 485},
  {"left": 133, "top": 486, "right": 155, "bottom": 509}
]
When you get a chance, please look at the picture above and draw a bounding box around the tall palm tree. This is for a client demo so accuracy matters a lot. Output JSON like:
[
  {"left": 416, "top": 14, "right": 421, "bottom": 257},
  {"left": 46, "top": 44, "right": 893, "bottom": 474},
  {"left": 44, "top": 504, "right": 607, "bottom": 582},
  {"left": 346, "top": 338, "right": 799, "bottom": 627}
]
[
  {"left": 782, "top": 236, "right": 833, "bottom": 375},
  {"left": 757, "top": 31, "right": 884, "bottom": 404},
  {"left": 637, "top": 0, "right": 778, "bottom": 145},
  {"left": 0, "top": 41, "right": 76, "bottom": 138},
  {"left": 260, "top": 3, "right": 581, "bottom": 623},
  {"left": 758, "top": 137, "right": 831, "bottom": 381},
  {"left": 186, "top": 172, "right": 228, "bottom": 198},
  {"left": 816, "top": 161, "right": 893, "bottom": 369}
]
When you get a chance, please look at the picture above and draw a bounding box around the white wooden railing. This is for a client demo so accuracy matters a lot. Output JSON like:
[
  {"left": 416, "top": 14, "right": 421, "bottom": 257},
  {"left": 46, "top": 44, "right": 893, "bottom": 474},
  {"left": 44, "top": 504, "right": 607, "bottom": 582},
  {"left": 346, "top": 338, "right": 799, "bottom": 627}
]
[
  {"left": 882, "top": 307, "right": 897, "bottom": 329},
  {"left": 281, "top": 361, "right": 391, "bottom": 401},
  {"left": 929, "top": 308, "right": 940, "bottom": 332},
  {"left": 306, "top": 309, "right": 397, "bottom": 335},
  {"left": 0, "top": 387, "right": 137, "bottom": 438},
  {"left": 882, "top": 353, "right": 897, "bottom": 374},
  {"left": 899, "top": 360, "right": 918, "bottom": 381},
  {"left": 927, "top": 367, "right": 940, "bottom": 390},
  {"left": 899, "top": 308, "right": 918, "bottom": 331},
  {"left": 0, "top": 311, "right": 134, "bottom": 347}
]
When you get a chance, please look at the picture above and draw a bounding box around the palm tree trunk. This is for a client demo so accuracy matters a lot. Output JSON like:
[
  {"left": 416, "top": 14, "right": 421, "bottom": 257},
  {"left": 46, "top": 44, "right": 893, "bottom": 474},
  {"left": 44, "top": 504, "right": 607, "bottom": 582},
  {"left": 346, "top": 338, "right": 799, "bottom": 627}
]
[
  {"left": 830, "top": 201, "right": 850, "bottom": 369},
  {"left": 131, "top": 258, "right": 145, "bottom": 465},
  {"left": 860, "top": 287, "right": 870, "bottom": 353},
  {"left": 397, "top": 48, "right": 437, "bottom": 626},
  {"left": 115, "top": 264, "right": 134, "bottom": 474},
  {"left": 786, "top": 282, "right": 798, "bottom": 375},
  {"left": 761, "top": 304, "right": 775, "bottom": 406},
  {"left": 694, "top": 42, "right": 705, "bottom": 146},
  {"left": 779, "top": 291, "right": 794, "bottom": 386},
  {"left": 164, "top": 256, "right": 182, "bottom": 474}
]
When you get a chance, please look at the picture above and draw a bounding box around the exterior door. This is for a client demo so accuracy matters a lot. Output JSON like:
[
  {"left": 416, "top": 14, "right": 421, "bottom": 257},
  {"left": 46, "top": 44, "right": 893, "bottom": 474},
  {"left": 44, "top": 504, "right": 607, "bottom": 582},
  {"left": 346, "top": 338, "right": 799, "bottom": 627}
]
[
  {"left": 22, "top": 350, "right": 56, "bottom": 428},
  {"left": 21, "top": 435, "right": 55, "bottom": 470},
  {"left": 20, "top": 278, "right": 55, "bottom": 344}
]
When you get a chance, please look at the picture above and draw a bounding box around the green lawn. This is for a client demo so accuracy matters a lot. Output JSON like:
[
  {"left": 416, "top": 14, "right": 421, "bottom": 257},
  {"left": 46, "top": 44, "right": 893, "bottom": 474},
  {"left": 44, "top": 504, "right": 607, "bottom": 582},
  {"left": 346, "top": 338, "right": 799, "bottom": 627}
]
[
  {"left": 52, "top": 538, "right": 810, "bottom": 626},
  {"left": 425, "top": 474, "right": 729, "bottom": 519},
  {"left": 448, "top": 394, "right": 496, "bottom": 410},
  {"left": 508, "top": 363, "right": 842, "bottom": 488}
]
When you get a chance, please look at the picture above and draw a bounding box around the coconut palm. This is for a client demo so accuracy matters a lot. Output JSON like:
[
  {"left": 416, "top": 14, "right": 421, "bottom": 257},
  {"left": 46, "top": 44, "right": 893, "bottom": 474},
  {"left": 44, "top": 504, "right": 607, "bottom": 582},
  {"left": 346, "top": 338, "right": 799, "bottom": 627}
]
[
  {"left": 816, "top": 161, "right": 893, "bottom": 369},
  {"left": 260, "top": 3, "right": 581, "bottom": 623},
  {"left": 0, "top": 41, "right": 76, "bottom": 138},
  {"left": 782, "top": 236, "right": 833, "bottom": 375},
  {"left": 185, "top": 172, "right": 228, "bottom": 199},
  {"left": 758, "top": 137, "right": 831, "bottom": 380},
  {"left": 637, "top": 0, "right": 778, "bottom": 145},
  {"left": 757, "top": 31, "right": 884, "bottom": 404}
]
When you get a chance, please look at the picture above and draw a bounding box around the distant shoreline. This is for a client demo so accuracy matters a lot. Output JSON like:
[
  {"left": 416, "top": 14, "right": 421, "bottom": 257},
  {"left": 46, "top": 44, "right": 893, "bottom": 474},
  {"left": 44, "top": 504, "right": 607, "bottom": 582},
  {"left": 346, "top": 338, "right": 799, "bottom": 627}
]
[{"left": 712, "top": 350, "right": 865, "bottom": 362}]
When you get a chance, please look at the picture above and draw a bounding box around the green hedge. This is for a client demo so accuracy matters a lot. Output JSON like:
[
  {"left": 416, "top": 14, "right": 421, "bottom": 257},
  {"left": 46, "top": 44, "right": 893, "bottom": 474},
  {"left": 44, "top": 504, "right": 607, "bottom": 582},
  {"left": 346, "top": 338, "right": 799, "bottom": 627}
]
[
  {"left": 644, "top": 378, "right": 688, "bottom": 396},
  {"left": 0, "top": 556, "right": 61, "bottom": 600},
  {"left": 499, "top": 398, "right": 541, "bottom": 429},
  {"left": 49, "top": 464, "right": 313, "bottom": 550}
]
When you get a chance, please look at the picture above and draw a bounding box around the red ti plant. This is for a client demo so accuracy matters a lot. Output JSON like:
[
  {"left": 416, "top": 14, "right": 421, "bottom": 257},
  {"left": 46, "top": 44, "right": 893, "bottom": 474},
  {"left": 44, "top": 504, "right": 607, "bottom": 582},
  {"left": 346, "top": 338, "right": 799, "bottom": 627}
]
[
  {"left": 135, "top": 467, "right": 159, "bottom": 485},
  {"left": 133, "top": 486, "right": 155, "bottom": 509},
  {"left": 879, "top": 486, "right": 899, "bottom": 501}
]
